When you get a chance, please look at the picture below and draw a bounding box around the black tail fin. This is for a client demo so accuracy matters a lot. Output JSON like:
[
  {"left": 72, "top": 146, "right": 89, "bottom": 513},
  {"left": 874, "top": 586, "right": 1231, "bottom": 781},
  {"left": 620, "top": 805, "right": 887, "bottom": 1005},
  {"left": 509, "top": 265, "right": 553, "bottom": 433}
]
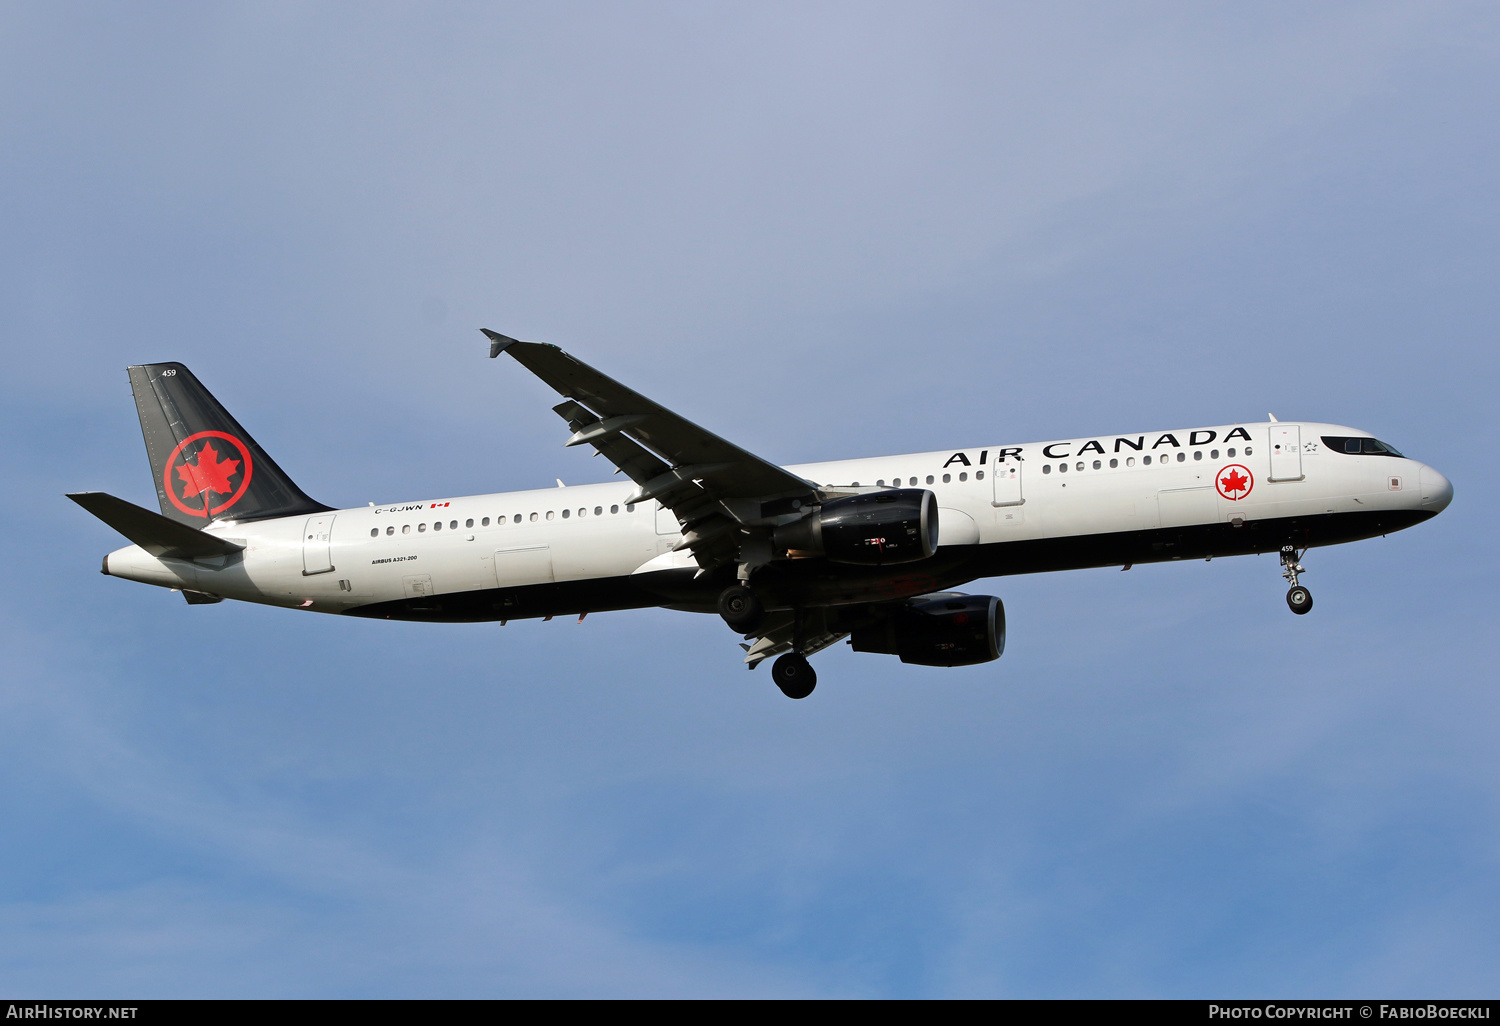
[{"left": 127, "top": 363, "right": 330, "bottom": 525}]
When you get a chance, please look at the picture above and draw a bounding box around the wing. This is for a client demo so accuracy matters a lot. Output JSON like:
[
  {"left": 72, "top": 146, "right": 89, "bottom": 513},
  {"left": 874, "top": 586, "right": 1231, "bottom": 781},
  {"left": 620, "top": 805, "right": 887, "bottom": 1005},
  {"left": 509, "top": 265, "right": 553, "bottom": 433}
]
[{"left": 484, "top": 330, "right": 823, "bottom": 569}]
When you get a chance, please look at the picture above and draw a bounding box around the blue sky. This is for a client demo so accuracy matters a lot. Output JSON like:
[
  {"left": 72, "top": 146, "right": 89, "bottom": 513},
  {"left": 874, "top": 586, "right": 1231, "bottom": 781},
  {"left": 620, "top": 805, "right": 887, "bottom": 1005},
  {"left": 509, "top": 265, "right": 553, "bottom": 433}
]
[{"left": 2, "top": 2, "right": 1497, "bottom": 997}]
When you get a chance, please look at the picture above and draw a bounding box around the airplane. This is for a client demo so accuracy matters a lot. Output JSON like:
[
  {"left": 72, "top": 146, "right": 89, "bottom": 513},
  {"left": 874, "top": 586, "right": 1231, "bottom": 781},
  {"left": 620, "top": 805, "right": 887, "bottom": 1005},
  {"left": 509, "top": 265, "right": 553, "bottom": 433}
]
[{"left": 69, "top": 330, "right": 1453, "bottom": 699}]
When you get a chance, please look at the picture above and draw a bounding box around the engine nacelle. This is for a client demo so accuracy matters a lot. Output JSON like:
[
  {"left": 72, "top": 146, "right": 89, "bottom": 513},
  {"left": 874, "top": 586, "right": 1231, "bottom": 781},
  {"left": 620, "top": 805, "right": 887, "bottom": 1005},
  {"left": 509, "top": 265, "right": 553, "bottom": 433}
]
[
  {"left": 849, "top": 593, "right": 1005, "bottom": 667},
  {"left": 773, "top": 489, "right": 938, "bottom": 566}
]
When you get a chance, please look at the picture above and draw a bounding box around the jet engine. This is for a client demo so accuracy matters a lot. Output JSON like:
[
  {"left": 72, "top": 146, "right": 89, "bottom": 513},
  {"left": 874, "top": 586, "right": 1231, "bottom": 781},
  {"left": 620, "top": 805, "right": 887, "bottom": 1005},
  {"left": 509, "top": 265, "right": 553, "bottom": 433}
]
[
  {"left": 773, "top": 488, "right": 938, "bottom": 566},
  {"left": 849, "top": 593, "right": 1005, "bottom": 666}
]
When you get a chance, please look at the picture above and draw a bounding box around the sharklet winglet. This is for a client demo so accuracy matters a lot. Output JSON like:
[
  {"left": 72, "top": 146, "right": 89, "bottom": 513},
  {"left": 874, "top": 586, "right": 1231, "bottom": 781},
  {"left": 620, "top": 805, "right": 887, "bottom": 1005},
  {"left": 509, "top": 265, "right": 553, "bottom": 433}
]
[{"left": 481, "top": 328, "right": 521, "bottom": 359}]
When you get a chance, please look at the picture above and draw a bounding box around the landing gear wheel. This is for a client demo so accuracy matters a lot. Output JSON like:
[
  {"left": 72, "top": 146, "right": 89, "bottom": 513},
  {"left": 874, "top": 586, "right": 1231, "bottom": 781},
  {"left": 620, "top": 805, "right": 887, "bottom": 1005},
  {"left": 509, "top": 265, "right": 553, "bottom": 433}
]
[
  {"left": 1280, "top": 545, "right": 1313, "bottom": 615},
  {"left": 771, "top": 653, "right": 817, "bottom": 699},
  {"left": 718, "top": 585, "right": 765, "bottom": 633},
  {"left": 1286, "top": 585, "right": 1313, "bottom": 615}
]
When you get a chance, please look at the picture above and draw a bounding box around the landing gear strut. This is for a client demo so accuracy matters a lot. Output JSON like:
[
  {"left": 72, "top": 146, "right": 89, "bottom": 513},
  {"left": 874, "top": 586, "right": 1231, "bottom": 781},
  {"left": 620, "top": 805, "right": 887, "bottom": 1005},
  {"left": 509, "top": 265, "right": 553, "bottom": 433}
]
[
  {"left": 1281, "top": 545, "right": 1313, "bottom": 615},
  {"left": 718, "top": 584, "right": 765, "bottom": 633},
  {"left": 771, "top": 653, "right": 817, "bottom": 699}
]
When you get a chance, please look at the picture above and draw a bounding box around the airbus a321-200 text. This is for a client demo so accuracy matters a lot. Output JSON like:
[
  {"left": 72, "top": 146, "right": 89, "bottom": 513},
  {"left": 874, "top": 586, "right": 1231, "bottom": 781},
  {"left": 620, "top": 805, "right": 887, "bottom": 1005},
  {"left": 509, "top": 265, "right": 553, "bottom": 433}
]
[{"left": 70, "top": 331, "right": 1454, "bottom": 699}]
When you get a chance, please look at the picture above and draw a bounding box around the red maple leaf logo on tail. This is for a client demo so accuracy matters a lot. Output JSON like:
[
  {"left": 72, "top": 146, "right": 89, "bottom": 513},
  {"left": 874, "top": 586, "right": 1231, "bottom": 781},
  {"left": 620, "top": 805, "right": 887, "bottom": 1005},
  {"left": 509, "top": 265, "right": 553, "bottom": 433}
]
[
  {"left": 176, "top": 443, "right": 241, "bottom": 498},
  {"left": 1219, "top": 468, "right": 1249, "bottom": 497}
]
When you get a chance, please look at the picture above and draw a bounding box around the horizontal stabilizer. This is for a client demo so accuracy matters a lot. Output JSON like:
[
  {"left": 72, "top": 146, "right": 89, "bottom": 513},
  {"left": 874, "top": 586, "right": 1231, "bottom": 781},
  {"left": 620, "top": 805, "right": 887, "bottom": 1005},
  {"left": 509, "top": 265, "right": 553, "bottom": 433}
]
[{"left": 67, "top": 492, "right": 245, "bottom": 560}]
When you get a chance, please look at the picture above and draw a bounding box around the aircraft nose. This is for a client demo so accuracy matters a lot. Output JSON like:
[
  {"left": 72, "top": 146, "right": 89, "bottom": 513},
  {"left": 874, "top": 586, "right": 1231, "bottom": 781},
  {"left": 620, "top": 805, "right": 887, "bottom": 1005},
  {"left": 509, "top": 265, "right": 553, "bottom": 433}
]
[{"left": 1419, "top": 465, "right": 1453, "bottom": 513}]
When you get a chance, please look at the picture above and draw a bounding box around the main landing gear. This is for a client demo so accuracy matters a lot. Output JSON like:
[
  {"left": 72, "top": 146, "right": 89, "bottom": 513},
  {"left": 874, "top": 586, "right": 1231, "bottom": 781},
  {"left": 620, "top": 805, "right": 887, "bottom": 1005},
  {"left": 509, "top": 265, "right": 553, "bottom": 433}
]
[
  {"left": 1281, "top": 545, "right": 1313, "bottom": 615},
  {"left": 718, "top": 584, "right": 765, "bottom": 633},
  {"left": 771, "top": 652, "right": 817, "bottom": 699},
  {"left": 720, "top": 582, "right": 815, "bottom": 699}
]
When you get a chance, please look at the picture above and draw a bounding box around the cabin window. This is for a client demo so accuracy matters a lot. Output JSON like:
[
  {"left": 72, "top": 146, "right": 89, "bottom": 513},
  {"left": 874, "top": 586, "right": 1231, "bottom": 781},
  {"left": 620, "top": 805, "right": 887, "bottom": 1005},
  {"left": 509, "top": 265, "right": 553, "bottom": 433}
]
[
  {"left": 976, "top": 471, "right": 984, "bottom": 480},
  {"left": 1092, "top": 460, "right": 1101, "bottom": 470},
  {"left": 1143, "top": 455, "right": 1152, "bottom": 465},
  {"left": 546, "top": 511, "right": 555, "bottom": 520},
  {"left": 561, "top": 509, "right": 570, "bottom": 518},
  {"left": 905, "top": 477, "right": 914, "bottom": 487},
  {"left": 402, "top": 524, "right": 410, "bottom": 534},
  {"left": 387, "top": 526, "right": 395, "bottom": 535},
  {"left": 1126, "top": 457, "right": 1135, "bottom": 467},
  {"left": 959, "top": 472, "right": 967, "bottom": 482},
  {"left": 529, "top": 513, "right": 538, "bottom": 522},
  {"left": 595, "top": 506, "right": 603, "bottom": 516},
  {"left": 418, "top": 523, "right": 427, "bottom": 532},
  {"left": 450, "top": 520, "right": 458, "bottom": 530},
  {"left": 1109, "top": 458, "right": 1118, "bottom": 468},
  {"left": 876, "top": 479, "right": 885, "bottom": 487},
  {"left": 514, "top": 514, "right": 523, "bottom": 524},
  {"left": 1227, "top": 448, "right": 1236, "bottom": 458},
  {"left": 1193, "top": 451, "right": 1203, "bottom": 461},
  {"left": 926, "top": 475, "right": 934, "bottom": 484},
  {"left": 1042, "top": 464, "right": 1052, "bottom": 475},
  {"left": 626, "top": 503, "right": 636, "bottom": 512},
  {"left": 578, "top": 508, "right": 586, "bottom": 518},
  {"left": 1058, "top": 463, "right": 1068, "bottom": 473},
  {"left": 1076, "top": 462, "right": 1084, "bottom": 472},
  {"left": 481, "top": 517, "right": 489, "bottom": 526},
  {"left": 942, "top": 473, "right": 951, "bottom": 483},
  {"left": 611, "top": 505, "right": 619, "bottom": 514},
  {"left": 1210, "top": 450, "right": 1219, "bottom": 460},
  {"left": 370, "top": 528, "right": 378, "bottom": 538},
  {"left": 433, "top": 522, "right": 441, "bottom": 531},
  {"left": 1177, "top": 452, "right": 1186, "bottom": 462},
  {"left": 1245, "top": 447, "right": 1253, "bottom": 456}
]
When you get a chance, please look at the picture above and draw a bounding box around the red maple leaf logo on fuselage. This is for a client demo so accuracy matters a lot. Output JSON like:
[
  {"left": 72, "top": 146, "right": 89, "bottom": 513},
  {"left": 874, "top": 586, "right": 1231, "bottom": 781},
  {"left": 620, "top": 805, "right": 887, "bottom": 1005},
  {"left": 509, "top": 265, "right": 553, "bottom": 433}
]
[
  {"left": 1219, "top": 469, "right": 1249, "bottom": 496},
  {"left": 176, "top": 443, "right": 241, "bottom": 498}
]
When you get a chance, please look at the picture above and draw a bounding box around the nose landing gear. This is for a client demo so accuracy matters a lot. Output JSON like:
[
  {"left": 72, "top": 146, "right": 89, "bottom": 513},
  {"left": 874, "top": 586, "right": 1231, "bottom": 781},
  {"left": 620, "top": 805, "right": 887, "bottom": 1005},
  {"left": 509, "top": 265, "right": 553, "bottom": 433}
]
[{"left": 1281, "top": 545, "right": 1313, "bottom": 615}]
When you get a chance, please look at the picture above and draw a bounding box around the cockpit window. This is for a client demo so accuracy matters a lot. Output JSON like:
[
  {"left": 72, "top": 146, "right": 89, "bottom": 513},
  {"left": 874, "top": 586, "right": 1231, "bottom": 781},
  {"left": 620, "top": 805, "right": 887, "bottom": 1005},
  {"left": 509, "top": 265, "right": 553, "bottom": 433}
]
[{"left": 1321, "top": 435, "right": 1404, "bottom": 457}]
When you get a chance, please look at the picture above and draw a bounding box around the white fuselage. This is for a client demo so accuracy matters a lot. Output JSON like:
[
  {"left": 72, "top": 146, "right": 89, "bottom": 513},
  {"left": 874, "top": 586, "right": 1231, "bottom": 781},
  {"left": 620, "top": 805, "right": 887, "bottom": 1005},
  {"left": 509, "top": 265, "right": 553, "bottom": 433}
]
[{"left": 102, "top": 421, "right": 1452, "bottom": 617}]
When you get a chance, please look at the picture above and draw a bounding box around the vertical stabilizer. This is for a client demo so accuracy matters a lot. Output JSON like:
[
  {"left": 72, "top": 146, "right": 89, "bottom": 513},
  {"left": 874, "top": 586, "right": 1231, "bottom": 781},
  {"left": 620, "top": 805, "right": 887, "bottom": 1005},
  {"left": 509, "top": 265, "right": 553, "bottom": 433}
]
[{"left": 127, "top": 363, "right": 330, "bottom": 525}]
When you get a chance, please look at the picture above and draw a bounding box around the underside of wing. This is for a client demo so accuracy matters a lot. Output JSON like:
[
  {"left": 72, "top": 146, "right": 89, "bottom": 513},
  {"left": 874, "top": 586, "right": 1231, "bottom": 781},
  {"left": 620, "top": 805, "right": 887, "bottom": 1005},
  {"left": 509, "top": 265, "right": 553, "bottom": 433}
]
[{"left": 739, "top": 607, "right": 849, "bottom": 668}]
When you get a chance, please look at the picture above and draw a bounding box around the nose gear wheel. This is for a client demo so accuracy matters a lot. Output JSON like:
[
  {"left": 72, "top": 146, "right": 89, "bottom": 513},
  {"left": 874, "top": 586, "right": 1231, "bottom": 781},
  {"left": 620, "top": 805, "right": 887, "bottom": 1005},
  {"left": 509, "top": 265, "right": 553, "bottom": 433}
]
[{"left": 1280, "top": 545, "right": 1313, "bottom": 615}]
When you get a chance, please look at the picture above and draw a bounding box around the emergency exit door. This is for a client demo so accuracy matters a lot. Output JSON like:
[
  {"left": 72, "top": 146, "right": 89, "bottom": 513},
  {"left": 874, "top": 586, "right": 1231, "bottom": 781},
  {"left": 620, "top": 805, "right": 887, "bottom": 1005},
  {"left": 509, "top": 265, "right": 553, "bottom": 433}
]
[
  {"left": 992, "top": 454, "right": 1024, "bottom": 506},
  {"left": 302, "top": 515, "right": 335, "bottom": 575},
  {"left": 655, "top": 501, "right": 680, "bottom": 535}
]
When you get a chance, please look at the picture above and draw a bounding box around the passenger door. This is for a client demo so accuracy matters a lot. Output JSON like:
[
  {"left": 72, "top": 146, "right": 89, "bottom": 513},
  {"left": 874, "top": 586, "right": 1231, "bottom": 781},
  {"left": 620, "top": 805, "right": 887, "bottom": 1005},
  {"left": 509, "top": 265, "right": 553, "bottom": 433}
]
[
  {"left": 1269, "top": 425, "right": 1304, "bottom": 481},
  {"left": 302, "top": 515, "right": 335, "bottom": 575}
]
